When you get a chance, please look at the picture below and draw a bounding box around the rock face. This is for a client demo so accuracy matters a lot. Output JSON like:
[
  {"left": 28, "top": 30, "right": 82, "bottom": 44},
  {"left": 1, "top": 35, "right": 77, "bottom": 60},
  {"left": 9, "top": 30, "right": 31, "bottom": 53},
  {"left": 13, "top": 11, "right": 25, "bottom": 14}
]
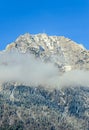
[
  {"left": 0, "top": 33, "right": 89, "bottom": 130},
  {"left": 6, "top": 33, "right": 89, "bottom": 71}
]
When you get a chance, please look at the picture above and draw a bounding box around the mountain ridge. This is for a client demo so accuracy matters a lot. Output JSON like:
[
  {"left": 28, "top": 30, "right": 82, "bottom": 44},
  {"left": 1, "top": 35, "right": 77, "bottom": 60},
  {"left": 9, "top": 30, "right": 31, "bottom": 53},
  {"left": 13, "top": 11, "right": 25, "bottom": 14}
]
[{"left": 5, "top": 33, "right": 89, "bottom": 72}]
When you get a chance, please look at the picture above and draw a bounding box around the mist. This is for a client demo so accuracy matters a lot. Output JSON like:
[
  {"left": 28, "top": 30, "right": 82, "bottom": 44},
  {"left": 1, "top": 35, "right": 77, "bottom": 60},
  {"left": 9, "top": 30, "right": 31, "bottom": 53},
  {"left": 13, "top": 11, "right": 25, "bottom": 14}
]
[
  {"left": 0, "top": 51, "right": 59, "bottom": 88},
  {"left": 0, "top": 51, "right": 89, "bottom": 89}
]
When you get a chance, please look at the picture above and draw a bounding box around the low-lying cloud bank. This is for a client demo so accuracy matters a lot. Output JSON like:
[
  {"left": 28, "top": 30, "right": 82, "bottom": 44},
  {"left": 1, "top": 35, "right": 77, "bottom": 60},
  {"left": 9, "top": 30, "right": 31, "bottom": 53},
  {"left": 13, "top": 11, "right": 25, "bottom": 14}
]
[
  {"left": 0, "top": 51, "right": 89, "bottom": 89},
  {"left": 55, "top": 70, "right": 89, "bottom": 88},
  {"left": 0, "top": 52, "right": 59, "bottom": 88}
]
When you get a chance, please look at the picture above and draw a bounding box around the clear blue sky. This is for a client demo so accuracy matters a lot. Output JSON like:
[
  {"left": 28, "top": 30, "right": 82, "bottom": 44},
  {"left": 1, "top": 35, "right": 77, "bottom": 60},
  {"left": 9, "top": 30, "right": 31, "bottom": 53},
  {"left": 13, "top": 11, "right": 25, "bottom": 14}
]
[{"left": 0, "top": 0, "right": 89, "bottom": 50}]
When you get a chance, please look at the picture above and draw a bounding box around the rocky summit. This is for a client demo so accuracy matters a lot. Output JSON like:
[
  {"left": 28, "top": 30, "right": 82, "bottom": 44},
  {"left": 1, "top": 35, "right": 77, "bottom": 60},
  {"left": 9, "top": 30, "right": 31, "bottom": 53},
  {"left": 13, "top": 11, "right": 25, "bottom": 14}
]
[
  {"left": 0, "top": 33, "right": 89, "bottom": 130},
  {"left": 6, "top": 33, "right": 89, "bottom": 72}
]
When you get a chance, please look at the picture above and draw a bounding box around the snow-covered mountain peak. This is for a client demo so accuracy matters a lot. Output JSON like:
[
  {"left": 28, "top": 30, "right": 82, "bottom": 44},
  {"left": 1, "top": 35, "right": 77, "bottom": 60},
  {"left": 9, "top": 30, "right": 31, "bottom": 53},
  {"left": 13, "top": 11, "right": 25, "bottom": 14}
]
[
  {"left": 6, "top": 33, "right": 86, "bottom": 51},
  {"left": 5, "top": 33, "right": 89, "bottom": 72}
]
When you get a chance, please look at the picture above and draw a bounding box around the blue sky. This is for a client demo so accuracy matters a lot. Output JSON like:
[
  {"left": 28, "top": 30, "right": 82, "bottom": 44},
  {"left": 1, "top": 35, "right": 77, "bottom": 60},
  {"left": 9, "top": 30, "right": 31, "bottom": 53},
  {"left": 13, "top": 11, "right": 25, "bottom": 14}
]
[{"left": 0, "top": 0, "right": 89, "bottom": 50}]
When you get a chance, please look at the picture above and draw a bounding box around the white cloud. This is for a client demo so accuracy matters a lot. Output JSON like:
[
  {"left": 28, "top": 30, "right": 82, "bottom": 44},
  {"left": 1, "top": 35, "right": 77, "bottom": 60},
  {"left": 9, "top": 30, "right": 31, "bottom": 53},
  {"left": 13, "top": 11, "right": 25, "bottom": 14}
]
[
  {"left": 0, "top": 51, "right": 89, "bottom": 89},
  {"left": 0, "top": 51, "right": 59, "bottom": 88}
]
